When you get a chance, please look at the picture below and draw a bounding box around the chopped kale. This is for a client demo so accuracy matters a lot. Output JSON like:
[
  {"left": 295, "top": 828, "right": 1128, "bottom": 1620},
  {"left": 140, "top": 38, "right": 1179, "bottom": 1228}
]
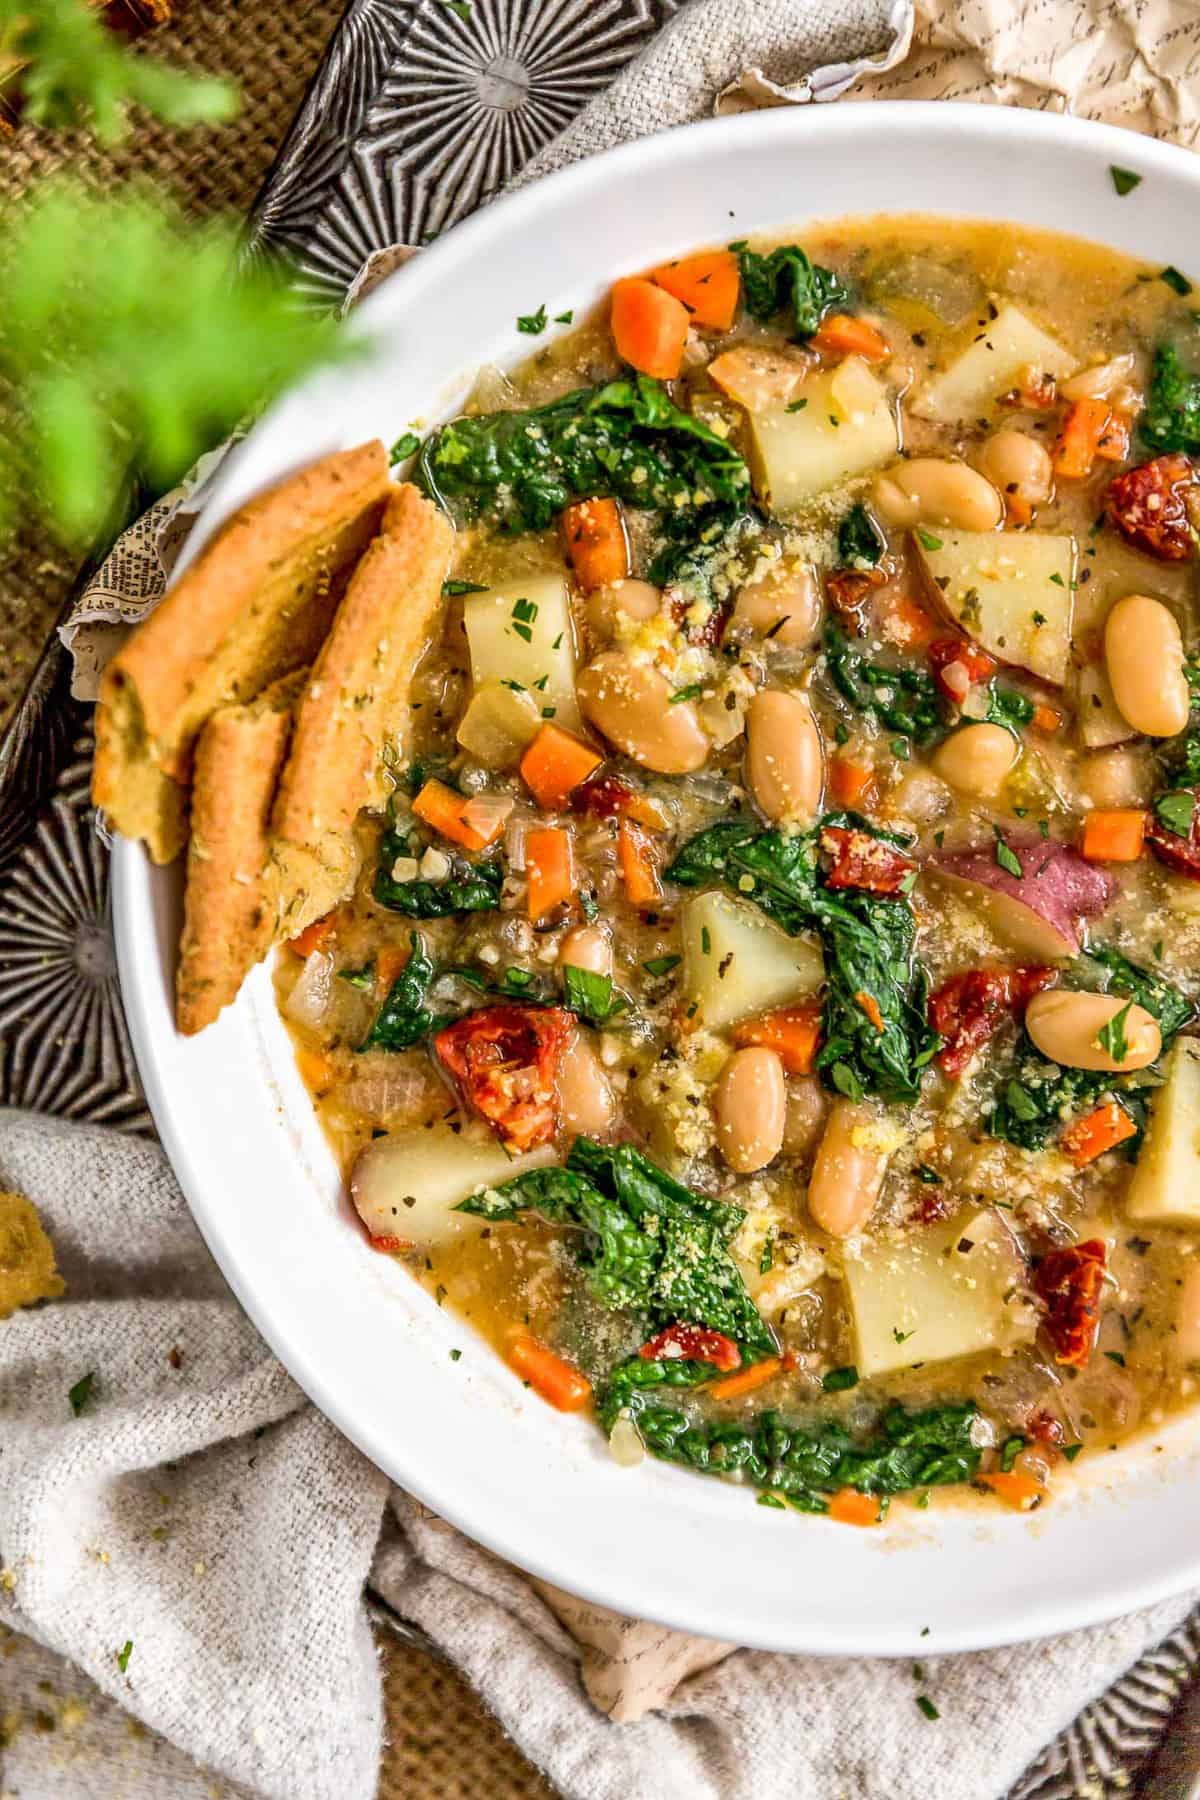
[
  {"left": 374, "top": 820, "right": 502, "bottom": 918},
  {"left": 736, "top": 243, "right": 852, "bottom": 340},
  {"left": 646, "top": 501, "right": 766, "bottom": 605},
  {"left": 1077, "top": 945, "right": 1195, "bottom": 1041},
  {"left": 415, "top": 374, "right": 749, "bottom": 534},
  {"left": 836, "top": 502, "right": 885, "bottom": 569},
  {"left": 594, "top": 1385, "right": 982, "bottom": 1514},
  {"left": 1140, "top": 341, "right": 1200, "bottom": 455},
  {"left": 359, "top": 933, "right": 449, "bottom": 1051},
  {"left": 984, "top": 685, "right": 1035, "bottom": 731},
  {"left": 824, "top": 624, "right": 944, "bottom": 744},
  {"left": 459, "top": 1137, "right": 777, "bottom": 1357}
]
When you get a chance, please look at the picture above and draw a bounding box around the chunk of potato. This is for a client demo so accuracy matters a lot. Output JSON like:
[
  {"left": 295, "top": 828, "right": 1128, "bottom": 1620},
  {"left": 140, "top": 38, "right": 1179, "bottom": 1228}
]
[
  {"left": 1124, "top": 1040, "right": 1200, "bottom": 1225},
  {"left": 350, "top": 1125, "right": 555, "bottom": 1249},
  {"left": 844, "top": 1208, "right": 1037, "bottom": 1378},
  {"left": 746, "top": 355, "right": 898, "bottom": 513},
  {"left": 463, "top": 576, "right": 580, "bottom": 730},
  {"left": 914, "top": 302, "right": 1076, "bottom": 423},
  {"left": 915, "top": 527, "right": 1075, "bottom": 685},
  {"left": 1075, "top": 664, "right": 1136, "bottom": 749},
  {"left": 680, "top": 891, "right": 824, "bottom": 1033},
  {"left": 456, "top": 678, "right": 542, "bottom": 768}
]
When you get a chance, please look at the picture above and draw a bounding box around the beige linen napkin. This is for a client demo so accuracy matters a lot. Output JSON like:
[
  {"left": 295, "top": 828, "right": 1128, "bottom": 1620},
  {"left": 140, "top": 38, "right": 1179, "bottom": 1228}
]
[{"left": 10, "top": 0, "right": 1200, "bottom": 1794}]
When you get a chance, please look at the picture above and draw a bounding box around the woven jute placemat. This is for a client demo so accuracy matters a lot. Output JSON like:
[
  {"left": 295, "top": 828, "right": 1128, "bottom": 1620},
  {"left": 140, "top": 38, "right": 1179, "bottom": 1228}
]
[{"left": 0, "top": 4, "right": 555, "bottom": 1794}]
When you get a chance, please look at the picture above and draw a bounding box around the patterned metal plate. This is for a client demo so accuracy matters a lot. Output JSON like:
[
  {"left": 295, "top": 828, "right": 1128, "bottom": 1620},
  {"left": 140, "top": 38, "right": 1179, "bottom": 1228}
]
[{"left": 2, "top": 2, "right": 1198, "bottom": 1790}]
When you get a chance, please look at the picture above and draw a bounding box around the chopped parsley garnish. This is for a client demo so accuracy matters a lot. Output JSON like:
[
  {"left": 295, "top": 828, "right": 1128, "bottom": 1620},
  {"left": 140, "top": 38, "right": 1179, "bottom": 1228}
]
[
  {"left": 786, "top": 397, "right": 808, "bottom": 412},
  {"left": 1096, "top": 1000, "right": 1132, "bottom": 1065},
  {"left": 1161, "top": 265, "right": 1193, "bottom": 297},
  {"left": 516, "top": 303, "right": 548, "bottom": 334},
  {"left": 442, "top": 578, "right": 488, "bottom": 597},
  {"left": 822, "top": 1365, "right": 859, "bottom": 1392},
  {"left": 1110, "top": 165, "right": 1142, "bottom": 196},
  {"left": 116, "top": 1640, "right": 133, "bottom": 1674},
  {"left": 670, "top": 683, "right": 704, "bottom": 704},
  {"left": 643, "top": 954, "right": 681, "bottom": 977},
  {"left": 915, "top": 1165, "right": 942, "bottom": 1185},
  {"left": 388, "top": 431, "right": 421, "bottom": 464},
  {"left": 1105, "top": 1350, "right": 1127, "bottom": 1367},
  {"left": 992, "top": 829, "right": 1022, "bottom": 880},
  {"left": 562, "top": 965, "right": 626, "bottom": 1027},
  {"left": 553, "top": 309, "right": 574, "bottom": 324},
  {"left": 915, "top": 527, "right": 943, "bottom": 552},
  {"left": 69, "top": 1371, "right": 96, "bottom": 1417},
  {"left": 915, "top": 1695, "right": 940, "bottom": 1721}
]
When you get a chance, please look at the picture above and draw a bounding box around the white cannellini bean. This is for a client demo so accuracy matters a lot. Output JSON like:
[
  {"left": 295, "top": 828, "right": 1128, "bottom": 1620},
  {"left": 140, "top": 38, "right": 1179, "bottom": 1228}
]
[
  {"left": 555, "top": 1028, "right": 616, "bottom": 1138},
  {"left": 576, "top": 652, "right": 709, "bottom": 774},
  {"left": 930, "top": 722, "right": 1020, "bottom": 798},
  {"left": 745, "top": 688, "right": 824, "bottom": 824},
  {"left": 1104, "top": 594, "right": 1191, "bottom": 739},
  {"left": 807, "top": 1101, "right": 893, "bottom": 1238},
  {"left": 1024, "top": 989, "right": 1161, "bottom": 1072},
  {"left": 872, "top": 458, "right": 1003, "bottom": 532},
  {"left": 713, "top": 1047, "right": 787, "bottom": 1173}
]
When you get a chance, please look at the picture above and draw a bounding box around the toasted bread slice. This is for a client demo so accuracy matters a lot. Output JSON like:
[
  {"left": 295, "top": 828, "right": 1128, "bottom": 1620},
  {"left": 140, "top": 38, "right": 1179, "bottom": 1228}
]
[
  {"left": 175, "top": 672, "right": 306, "bottom": 1036},
  {"left": 94, "top": 441, "right": 391, "bottom": 865},
  {"left": 268, "top": 483, "right": 453, "bottom": 938}
]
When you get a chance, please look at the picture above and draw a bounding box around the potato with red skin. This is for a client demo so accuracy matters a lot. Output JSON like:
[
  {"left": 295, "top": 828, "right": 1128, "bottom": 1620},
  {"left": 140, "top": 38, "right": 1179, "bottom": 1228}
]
[
  {"left": 1104, "top": 454, "right": 1199, "bottom": 562},
  {"left": 934, "top": 840, "right": 1116, "bottom": 961}
]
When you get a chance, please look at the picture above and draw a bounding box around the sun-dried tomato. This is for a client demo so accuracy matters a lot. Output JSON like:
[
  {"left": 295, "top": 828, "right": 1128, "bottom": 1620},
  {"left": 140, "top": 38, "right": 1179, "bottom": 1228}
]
[
  {"left": 928, "top": 965, "right": 1055, "bottom": 1078},
  {"left": 1146, "top": 796, "right": 1200, "bottom": 883},
  {"left": 638, "top": 1323, "right": 741, "bottom": 1372},
  {"left": 1104, "top": 454, "right": 1198, "bottom": 562},
  {"left": 820, "top": 825, "right": 915, "bottom": 894},
  {"left": 1032, "top": 1239, "right": 1107, "bottom": 1369},
  {"left": 927, "top": 636, "right": 998, "bottom": 706},
  {"left": 434, "top": 1004, "right": 573, "bottom": 1153},
  {"left": 825, "top": 564, "right": 888, "bottom": 629},
  {"left": 572, "top": 773, "right": 636, "bottom": 819}
]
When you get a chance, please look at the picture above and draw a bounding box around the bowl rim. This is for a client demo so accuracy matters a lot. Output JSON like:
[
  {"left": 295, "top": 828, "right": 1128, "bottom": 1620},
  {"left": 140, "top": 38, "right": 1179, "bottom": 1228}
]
[{"left": 114, "top": 98, "right": 1200, "bottom": 1656}]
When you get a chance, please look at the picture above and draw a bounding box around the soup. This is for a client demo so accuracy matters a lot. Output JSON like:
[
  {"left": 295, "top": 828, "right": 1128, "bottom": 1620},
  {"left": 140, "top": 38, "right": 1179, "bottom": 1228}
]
[{"left": 276, "top": 215, "right": 1200, "bottom": 1522}]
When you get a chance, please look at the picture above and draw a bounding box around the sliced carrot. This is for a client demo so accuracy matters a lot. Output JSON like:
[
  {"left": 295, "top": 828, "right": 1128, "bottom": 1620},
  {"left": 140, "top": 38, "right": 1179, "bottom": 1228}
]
[
  {"left": 295, "top": 1046, "right": 337, "bottom": 1094},
  {"left": 290, "top": 913, "right": 336, "bottom": 958},
  {"left": 375, "top": 944, "right": 410, "bottom": 991},
  {"left": 733, "top": 1003, "right": 822, "bottom": 1075},
  {"left": 520, "top": 724, "right": 603, "bottom": 812},
  {"left": 526, "top": 825, "right": 575, "bottom": 920},
  {"left": 618, "top": 817, "right": 662, "bottom": 908},
  {"left": 811, "top": 313, "right": 890, "bottom": 363},
  {"left": 708, "top": 1353, "right": 793, "bottom": 1401},
  {"left": 412, "top": 778, "right": 511, "bottom": 852},
  {"left": 1060, "top": 1099, "right": 1137, "bottom": 1169},
  {"left": 649, "top": 249, "right": 740, "bottom": 331},
  {"left": 977, "top": 1470, "right": 1044, "bottom": 1511},
  {"left": 610, "top": 277, "right": 690, "bottom": 379},
  {"left": 826, "top": 1488, "right": 883, "bottom": 1527},
  {"left": 1031, "top": 703, "right": 1063, "bottom": 734},
  {"left": 829, "top": 755, "right": 873, "bottom": 810},
  {"left": 561, "top": 496, "right": 630, "bottom": 592},
  {"left": 505, "top": 1332, "right": 592, "bottom": 1412},
  {"left": 1053, "top": 399, "right": 1131, "bottom": 481},
  {"left": 1081, "top": 808, "right": 1146, "bottom": 863},
  {"left": 856, "top": 990, "right": 885, "bottom": 1034}
]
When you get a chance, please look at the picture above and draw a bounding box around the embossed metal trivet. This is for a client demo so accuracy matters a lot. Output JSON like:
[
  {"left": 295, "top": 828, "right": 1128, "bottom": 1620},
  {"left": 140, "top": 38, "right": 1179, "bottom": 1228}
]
[{"left": 1, "top": 0, "right": 1196, "bottom": 1786}]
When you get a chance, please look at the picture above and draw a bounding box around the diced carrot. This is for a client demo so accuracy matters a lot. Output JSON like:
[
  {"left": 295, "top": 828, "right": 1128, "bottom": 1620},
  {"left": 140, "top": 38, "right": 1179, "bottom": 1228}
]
[
  {"left": 290, "top": 913, "right": 336, "bottom": 958},
  {"left": 526, "top": 826, "right": 575, "bottom": 920},
  {"left": 618, "top": 817, "right": 662, "bottom": 908},
  {"left": 295, "top": 1047, "right": 337, "bottom": 1094},
  {"left": 977, "top": 1470, "right": 1044, "bottom": 1511},
  {"left": 561, "top": 497, "right": 630, "bottom": 592},
  {"left": 733, "top": 1004, "right": 822, "bottom": 1075},
  {"left": 1031, "top": 703, "right": 1063, "bottom": 734},
  {"left": 856, "top": 990, "right": 885, "bottom": 1033},
  {"left": 708, "top": 1352, "right": 794, "bottom": 1401},
  {"left": 1060, "top": 1099, "right": 1137, "bottom": 1169},
  {"left": 1081, "top": 808, "right": 1146, "bottom": 863},
  {"left": 1053, "top": 399, "right": 1131, "bottom": 481},
  {"left": 826, "top": 1488, "right": 883, "bottom": 1527},
  {"left": 520, "top": 724, "right": 603, "bottom": 812},
  {"left": 1005, "top": 491, "right": 1033, "bottom": 526},
  {"left": 505, "top": 1332, "right": 592, "bottom": 1412},
  {"left": 375, "top": 944, "right": 410, "bottom": 991},
  {"left": 649, "top": 249, "right": 740, "bottom": 331},
  {"left": 829, "top": 755, "right": 873, "bottom": 810},
  {"left": 412, "top": 778, "right": 511, "bottom": 852},
  {"left": 811, "top": 313, "right": 890, "bottom": 363},
  {"left": 610, "top": 277, "right": 690, "bottom": 379},
  {"left": 369, "top": 1233, "right": 414, "bottom": 1255}
]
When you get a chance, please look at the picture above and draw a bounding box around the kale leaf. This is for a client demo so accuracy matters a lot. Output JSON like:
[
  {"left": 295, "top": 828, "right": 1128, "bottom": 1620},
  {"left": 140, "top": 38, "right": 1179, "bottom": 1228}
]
[
  {"left": 824, "top": 624, "right": 945, "bottom": 743},
  {"left": 646, "top": 502, "right": 765, "bottom": 598},
  {"left": 374, "top": 822, "right": 502, "bottom": 918},
  {"left": 736, "top": 243, "right": 852, "bottom": 340},
  {"left": 415, "top": 374, "right": 750, "bottom": 533},
  {"left": 984, "top": 685, "right": 1035, "bottom": 730},
  {"left": 459, "top": 1136, "right": 777, "bottom": 1357},
  {"left": 359, "top": 933, "right": 450, "bottom": 1052},
  {"left": 1140, "top": 341, "right": 1200, "bottom": 456},
  {"left": 594, "top": 1382, "right": 982, "bottom": 1513},
  {"left": 836, "top": 503, "right": 885, "bottom": 569},
  {"left": 986, "top": 948, "right": 1191, "bottom": 1150},
  {"left": 666, "top": 816, "right": 939, "bottom": 1103}
]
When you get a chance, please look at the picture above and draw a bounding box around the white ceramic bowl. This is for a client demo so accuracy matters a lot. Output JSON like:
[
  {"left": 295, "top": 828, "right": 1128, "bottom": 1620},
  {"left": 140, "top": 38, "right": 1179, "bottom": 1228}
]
[{"left": 114, "top": 102, "right": 1200, "bottom": 1655}]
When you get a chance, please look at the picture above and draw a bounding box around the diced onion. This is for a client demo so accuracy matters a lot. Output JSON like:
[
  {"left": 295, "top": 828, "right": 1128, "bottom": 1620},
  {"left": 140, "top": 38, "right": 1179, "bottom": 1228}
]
[
  {"left": 608, "top": 1413, "right": 645, "bottom": 1468},
  {"left": 284, "top": 951, "right": 334, "bottom": 1030}
]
